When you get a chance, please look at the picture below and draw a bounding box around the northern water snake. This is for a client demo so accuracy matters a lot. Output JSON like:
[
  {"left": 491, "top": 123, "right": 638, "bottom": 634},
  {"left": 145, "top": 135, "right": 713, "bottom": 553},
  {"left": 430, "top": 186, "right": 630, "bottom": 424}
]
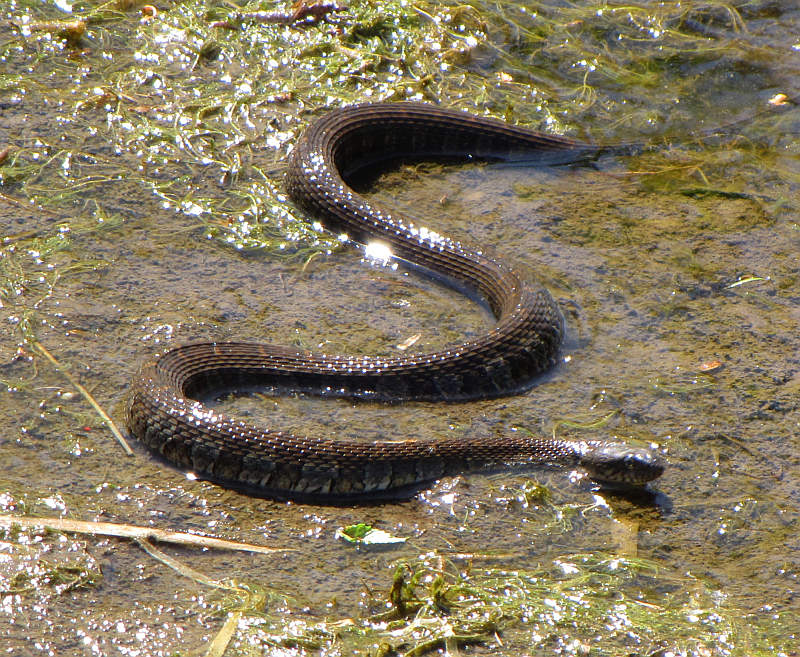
[{"left": 127, "top": 102, "right": 665, "bottom": 500}]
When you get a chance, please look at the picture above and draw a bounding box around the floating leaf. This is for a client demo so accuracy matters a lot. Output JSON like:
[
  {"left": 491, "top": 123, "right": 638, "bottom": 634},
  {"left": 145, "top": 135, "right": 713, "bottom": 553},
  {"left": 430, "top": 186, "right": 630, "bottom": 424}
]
[{"left": 335, "top": 523, "right": 406, "bottom": 546}]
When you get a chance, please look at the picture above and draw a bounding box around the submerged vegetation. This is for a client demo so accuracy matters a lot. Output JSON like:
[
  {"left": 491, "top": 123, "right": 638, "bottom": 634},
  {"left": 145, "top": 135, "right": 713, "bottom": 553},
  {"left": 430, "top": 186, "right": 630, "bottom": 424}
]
[
  {"left": 2, "top": 503, "right": 793, "bottom": 656},
  {"left": 3, "top": 0, "right": 795, "bottom": 258},
  {"left": 320, "top": 551, "right": 793, "bottom": 656},
  {"left": 0, "top": 0, "right": 798, "bottom": 655}
]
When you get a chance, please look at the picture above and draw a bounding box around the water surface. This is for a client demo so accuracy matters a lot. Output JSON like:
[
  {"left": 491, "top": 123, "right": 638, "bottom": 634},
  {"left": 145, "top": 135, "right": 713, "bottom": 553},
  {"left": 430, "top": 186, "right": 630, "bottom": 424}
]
[{"left": 0, "top": 1, "right": 798, "bottom": 655}]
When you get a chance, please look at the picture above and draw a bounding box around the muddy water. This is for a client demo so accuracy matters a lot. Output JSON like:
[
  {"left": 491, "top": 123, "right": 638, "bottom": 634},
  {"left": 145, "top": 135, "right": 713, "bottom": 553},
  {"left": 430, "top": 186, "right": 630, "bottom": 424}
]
[{"left": 1, "top": 1, "right": 799, "bottom": 655}]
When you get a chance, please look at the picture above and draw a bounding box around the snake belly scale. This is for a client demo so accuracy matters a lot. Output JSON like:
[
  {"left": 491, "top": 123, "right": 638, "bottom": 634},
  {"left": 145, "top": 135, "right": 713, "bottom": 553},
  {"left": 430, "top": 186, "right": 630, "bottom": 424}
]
[{"left": 127, "top": 102, "right": 665, "bottom": 500}]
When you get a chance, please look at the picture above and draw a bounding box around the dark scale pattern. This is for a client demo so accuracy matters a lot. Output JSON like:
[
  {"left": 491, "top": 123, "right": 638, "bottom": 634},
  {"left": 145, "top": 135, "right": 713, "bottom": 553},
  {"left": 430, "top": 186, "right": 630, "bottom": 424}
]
[{"left": 127, "top": 102, "right": 664, "bottom": 500}]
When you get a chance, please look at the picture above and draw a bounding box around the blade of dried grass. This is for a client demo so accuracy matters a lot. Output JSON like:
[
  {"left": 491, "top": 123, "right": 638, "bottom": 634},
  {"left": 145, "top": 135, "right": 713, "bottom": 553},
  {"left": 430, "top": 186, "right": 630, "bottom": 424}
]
[
  {"left": 30, "top": 339, "right": 133, "bottom": 455},
  {"left": 135, "top": 537, "right": 237, "bottom": 588},
  {"left": 135, "top": 538, "right": 250, "bottom": 657},
  {"left": 204, "top": 610, "right": 242, "bottom": 657},
  {"left": 0, "top": 514, "right": 292, "bottom": 555}
]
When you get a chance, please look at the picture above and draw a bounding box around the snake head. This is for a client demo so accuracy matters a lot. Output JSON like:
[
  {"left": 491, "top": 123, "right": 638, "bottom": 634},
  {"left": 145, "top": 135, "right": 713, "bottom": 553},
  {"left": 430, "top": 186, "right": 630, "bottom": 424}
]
[{"left": 578, "top": 442, "right": 666, "bottom": 486}]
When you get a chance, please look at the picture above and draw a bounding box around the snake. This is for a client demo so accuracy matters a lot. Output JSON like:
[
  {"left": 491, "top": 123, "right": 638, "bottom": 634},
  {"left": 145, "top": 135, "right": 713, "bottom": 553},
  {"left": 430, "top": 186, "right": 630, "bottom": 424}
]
[{"left": 127, "top": 102, "right": 666, "bottom": 500}]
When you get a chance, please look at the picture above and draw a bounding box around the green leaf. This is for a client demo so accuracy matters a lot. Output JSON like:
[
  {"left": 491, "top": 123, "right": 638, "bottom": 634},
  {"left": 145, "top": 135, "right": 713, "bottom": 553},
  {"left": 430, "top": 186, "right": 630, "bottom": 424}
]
[{"left": 335, "top": 524, "right": 406, "bottom": 546}]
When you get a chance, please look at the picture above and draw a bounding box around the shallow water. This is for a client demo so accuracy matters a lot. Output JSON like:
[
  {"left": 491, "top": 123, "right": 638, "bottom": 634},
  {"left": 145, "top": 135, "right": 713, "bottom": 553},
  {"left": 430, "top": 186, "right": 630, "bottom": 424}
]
[{"left": 1, "top": 1, "right": 799, "bottom": 655}]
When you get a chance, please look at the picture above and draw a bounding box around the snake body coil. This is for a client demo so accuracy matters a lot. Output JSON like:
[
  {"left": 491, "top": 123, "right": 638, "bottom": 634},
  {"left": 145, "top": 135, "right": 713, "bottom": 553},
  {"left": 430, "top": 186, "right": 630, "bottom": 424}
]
[{"left": 127, "top": 103, "right": 665, "bottom": 500}]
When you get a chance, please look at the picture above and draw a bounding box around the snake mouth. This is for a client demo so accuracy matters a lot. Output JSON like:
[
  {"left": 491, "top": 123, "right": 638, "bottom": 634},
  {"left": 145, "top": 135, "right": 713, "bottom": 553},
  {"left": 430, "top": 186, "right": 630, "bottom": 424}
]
[{"left": 578, "top": 443, "right": 666, "bottom": 486}]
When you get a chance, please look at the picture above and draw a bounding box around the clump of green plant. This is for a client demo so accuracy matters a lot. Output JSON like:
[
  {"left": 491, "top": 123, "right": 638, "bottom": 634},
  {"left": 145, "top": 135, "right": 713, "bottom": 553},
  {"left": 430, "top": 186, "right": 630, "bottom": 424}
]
[{"left": 224, "top": 551, "right": 793, "bottom": 656}]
